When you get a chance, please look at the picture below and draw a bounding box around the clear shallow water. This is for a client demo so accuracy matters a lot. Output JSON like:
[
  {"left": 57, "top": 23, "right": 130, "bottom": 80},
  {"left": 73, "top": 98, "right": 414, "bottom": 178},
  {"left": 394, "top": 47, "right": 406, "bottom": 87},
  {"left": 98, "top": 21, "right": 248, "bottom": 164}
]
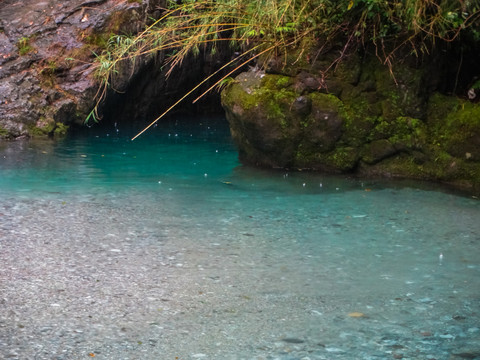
[{"left": 1, "top": 117, "right": 479, "bottom": 359}]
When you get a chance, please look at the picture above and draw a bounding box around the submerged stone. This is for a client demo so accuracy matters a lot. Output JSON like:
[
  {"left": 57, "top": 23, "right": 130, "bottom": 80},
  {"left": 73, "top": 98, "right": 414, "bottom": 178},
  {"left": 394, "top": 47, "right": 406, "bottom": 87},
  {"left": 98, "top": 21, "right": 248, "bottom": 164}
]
[
  {"left": 281, "top": 338, "right": 305, "bottom": 344},
  {"left": 451, "top": 350, "right": 480, "bottom": 359}
]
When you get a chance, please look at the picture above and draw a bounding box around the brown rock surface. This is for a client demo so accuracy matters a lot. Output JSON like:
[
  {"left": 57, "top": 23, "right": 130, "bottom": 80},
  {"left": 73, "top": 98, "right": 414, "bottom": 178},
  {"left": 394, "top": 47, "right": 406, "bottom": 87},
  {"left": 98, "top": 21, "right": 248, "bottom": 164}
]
[{"left": 0, "top": 0, "right": 150, "bottom": 138}]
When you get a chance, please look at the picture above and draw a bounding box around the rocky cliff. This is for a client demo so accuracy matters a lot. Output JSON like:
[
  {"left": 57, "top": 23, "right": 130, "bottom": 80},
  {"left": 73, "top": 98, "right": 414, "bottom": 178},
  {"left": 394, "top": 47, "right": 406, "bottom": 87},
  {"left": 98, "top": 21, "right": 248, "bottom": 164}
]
[{"left": 0, "top": 0, "right": 165, "bottom": 138}]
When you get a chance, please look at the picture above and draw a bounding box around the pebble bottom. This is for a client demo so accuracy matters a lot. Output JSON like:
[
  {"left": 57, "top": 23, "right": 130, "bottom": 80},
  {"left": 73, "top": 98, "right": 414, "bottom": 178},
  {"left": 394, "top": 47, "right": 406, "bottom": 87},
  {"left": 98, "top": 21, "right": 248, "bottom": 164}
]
[{"left": 0, "top": 185, "right": 479, "bottom": 359}]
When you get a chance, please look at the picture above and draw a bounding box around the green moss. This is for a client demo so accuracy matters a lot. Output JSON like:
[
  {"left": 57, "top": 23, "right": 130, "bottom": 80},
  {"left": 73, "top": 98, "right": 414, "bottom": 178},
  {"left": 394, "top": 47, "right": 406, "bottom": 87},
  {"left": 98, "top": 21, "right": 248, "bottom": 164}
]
[
  {"left": 294, "top": 146, "right": 312, "bottom": 166},
  {"left": 364, "top": 145, "right": 480, "bottom": 188},
  {"left": 361, "top": 139, "right": 396, "bottom": 164},
  {"left": 340, "top": 78, "right": 388, "bottom": 147},
  {"left": 222, "top": 73, "right": 300, "bottom": 167},
  {"left": 298, "top": 146, "right": 359, "bottom": 172},
  {"left": 228, "top": 74, "right": 298, "bottom": 128},
  {"left": 28, "top": 127, "right": 49, "bottom": 137},
  {"left": 28, "top": 117, "right": 56, "bottom": 137},
  {"left": 367, "top": 116, "right": 426, "bottom": 149},
  {"left": 342, "top": 103, "right": 377, "bottom": 146},
  {"left": 0, "top": 127, "right": 9, "bottom": 137},
  {"left": 54, "top": 123, "right": 69, "bottom": 137},
  {"left": 364, "top": 60, "right": 426, "bottom": 121},
  {"left": 224, "top": 61, "right": 480, "bottom": 190},
  {"left": 309, "top": 92, "right": 343, "bottom": 111},
  {"left": 427, "top": 93, "right": 460, "bottom": 123},
  {"left": 445, "top": 101, "right": 480, "bottom": 127},
  {"left": 322, "top": 147, "right": 359, "bottom": 171},
  {"left": 305, "top": 93, "right": 346, "bottom": 131},
  {"left": 365, "top": 153, "right": 427, "bottom": 179},
  {"left": 423, "top": 154, "right": 478, "bottom": 181},
  {"left": 427, "top": 94, "right": 480, "bottom": 159},
  {"left": 275, "top": 76, "right": 291, "bottom": 88},
  {"left": 17, "top": 36, "right": 34, "bottom": 55},
  {"left": 222, "top": 83, "right": 254, "bottom": 110},
  {"left": 272, "top": 89, "right": 297, "bottom": 120},
  {"left": 334, "top": 147, "right": 358, "bottom": 169},
  {"left": 28, "top": 118, "right": 70, "bottom": 138}
]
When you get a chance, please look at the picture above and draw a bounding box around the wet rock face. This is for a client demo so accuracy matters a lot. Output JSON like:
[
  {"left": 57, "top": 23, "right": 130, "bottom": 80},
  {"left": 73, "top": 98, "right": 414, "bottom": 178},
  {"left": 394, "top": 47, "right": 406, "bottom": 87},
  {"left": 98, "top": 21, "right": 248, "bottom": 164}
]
[
  {"left": 0, "top": 0, "right": 160, "bottom": 138},
  {"left": 221, "top": 56, "right": 480, "bottom": 194}
]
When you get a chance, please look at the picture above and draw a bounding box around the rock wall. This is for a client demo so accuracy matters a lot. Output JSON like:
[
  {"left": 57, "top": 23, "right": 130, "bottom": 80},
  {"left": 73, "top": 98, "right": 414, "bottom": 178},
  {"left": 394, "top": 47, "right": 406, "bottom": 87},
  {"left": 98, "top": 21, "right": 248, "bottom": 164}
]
[
  {"left": 0, "top": 0, "right": 163, "bottom": 138},
  {"left": 221, "top": 52, "right": 480, "bottom": 194}
]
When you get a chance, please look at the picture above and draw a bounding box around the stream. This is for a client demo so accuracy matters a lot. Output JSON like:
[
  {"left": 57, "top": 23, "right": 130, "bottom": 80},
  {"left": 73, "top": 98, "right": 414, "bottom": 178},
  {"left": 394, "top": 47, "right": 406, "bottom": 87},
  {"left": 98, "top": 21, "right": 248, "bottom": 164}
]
[{"left": 1, "top": 116, "right": 479, "bottom": 359}]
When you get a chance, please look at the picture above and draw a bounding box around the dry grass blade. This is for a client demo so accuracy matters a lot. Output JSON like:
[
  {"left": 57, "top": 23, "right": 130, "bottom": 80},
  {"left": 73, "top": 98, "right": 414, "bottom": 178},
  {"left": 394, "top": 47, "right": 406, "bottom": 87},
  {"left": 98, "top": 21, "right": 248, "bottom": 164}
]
[{"left": 131, "top": 44, "right": 264, "bottom": 140}]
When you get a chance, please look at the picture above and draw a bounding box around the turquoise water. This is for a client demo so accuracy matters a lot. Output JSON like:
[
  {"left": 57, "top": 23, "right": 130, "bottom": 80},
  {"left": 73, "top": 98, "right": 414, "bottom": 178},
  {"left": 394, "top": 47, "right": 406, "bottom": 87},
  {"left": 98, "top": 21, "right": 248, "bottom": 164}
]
[
  {"left": 0, "top": 117, "right": 238, "bottom": 194},
  {"left": 1, "top": 116, "right": 479, "bottom": 359}
]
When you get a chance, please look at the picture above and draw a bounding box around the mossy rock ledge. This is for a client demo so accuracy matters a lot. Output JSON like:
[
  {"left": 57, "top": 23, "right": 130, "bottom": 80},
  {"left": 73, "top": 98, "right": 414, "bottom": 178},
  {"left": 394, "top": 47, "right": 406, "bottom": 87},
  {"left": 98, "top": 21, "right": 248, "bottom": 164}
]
[{"left": 221, "top": 62, "right": 480, "bottom": 195}]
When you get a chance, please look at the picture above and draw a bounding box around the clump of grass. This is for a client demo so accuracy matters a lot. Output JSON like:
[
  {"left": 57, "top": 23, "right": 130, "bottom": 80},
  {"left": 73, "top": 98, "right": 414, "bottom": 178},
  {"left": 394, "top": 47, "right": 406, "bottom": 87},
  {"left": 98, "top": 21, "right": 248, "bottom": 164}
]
[
  {"left": 93, "top": 0, "right": 325, "bottom": 138},
  {"left": 17, "top": 36, "right": 34, "bottom": 55},
  {"left": 91, "top": 0, "right": 480, "bottom": 139}
]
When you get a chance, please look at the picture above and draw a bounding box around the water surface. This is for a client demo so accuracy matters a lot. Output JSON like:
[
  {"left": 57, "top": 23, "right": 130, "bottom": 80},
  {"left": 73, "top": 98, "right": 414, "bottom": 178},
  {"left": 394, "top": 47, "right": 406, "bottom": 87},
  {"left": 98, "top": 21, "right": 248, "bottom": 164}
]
[{"left": 1, "top": 117, "right": 479, "bottom": 359}]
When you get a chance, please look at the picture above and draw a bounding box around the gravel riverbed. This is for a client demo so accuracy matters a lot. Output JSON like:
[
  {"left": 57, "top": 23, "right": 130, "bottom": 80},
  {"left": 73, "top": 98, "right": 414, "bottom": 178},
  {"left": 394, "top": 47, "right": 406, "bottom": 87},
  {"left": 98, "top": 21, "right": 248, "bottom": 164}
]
[{"left": 1, "top": 188, "right": 479, "bottom": 360}]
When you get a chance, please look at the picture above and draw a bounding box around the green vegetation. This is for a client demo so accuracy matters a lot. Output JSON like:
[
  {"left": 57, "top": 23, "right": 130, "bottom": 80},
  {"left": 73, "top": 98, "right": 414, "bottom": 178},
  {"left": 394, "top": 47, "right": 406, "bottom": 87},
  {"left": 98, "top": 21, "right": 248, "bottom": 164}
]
[
  {"left": 84, "top": 109, "right": 99, "bottom": 126},
  {"left": 92, "top": 0, "right": 480, "bottom": 138},
  {"left": 28, "top": 117, "right": 69, "bottom": 138},
  {"left": 470, "top": 79, "right": 480, "bottom": 91},
  {"left": 39, "top": 60, "right": 59, "bottom": 87},
  {"left": 17, "top": 36, "right": 34, "bottom": 55},
  {"left": 53, "top": 123, "right": 69, "bottom": 137},
  {"left": 28, "top": 117, "right": 56, "bottom": 137},
  {"left": 428, "top": 93, "right": 480, "bottom": 160},
  {"left": 0, "top": 126, "right": 9, "bottom": 137}
]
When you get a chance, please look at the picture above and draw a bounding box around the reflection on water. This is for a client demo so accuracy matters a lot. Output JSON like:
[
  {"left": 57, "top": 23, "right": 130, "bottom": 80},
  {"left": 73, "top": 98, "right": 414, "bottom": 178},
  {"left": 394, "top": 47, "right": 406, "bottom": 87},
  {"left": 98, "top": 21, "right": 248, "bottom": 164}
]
[{"left": 1, "top": 117, "right": 479, "bottom": 359}]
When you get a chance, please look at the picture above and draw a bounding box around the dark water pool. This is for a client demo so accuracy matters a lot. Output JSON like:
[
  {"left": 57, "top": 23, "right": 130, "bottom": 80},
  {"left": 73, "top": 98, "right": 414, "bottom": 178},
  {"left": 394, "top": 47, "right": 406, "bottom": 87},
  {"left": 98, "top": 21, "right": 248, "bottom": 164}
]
[{"left": 1, "top": 117, "right": 479, "bottom": 359}]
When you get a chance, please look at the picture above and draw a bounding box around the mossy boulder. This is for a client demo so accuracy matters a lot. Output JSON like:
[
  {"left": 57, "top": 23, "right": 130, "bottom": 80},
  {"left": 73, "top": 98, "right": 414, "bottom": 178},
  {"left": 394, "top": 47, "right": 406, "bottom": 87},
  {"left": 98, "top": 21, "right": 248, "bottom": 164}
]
[
  {"left": 221, "top": 53, "right": 480, "bottom": 194},
  {"left": 222, "top": 70, "right": 349, "bottom": 169},
  {"left": 222, "top": 71, "right": 302, "bottom": 167}
]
